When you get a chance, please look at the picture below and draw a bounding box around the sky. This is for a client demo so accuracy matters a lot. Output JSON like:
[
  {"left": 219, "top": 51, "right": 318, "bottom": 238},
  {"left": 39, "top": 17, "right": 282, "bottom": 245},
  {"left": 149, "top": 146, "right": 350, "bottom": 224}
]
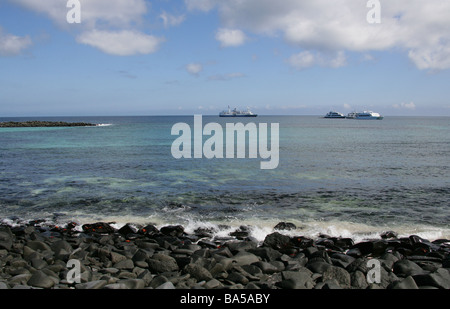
[{"left": 0, "top": 0, "right": 449, "bottom": 116}]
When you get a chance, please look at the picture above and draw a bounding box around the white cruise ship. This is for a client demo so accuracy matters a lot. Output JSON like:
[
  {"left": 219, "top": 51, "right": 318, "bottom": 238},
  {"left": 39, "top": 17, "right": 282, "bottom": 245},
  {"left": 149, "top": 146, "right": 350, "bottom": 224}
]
[
  {"left": 350, "top": 111, "right": 384, "bottom": 120},
  {"left": 324, "top": 111, "right": 346, "bottom": 119},
  {"left": 219, "top": 106, "right": 257, "bottom": 117}
]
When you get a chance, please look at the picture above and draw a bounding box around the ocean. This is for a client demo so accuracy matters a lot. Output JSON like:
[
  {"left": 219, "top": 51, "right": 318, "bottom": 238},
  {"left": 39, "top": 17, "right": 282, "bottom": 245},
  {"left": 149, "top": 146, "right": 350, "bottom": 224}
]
[{"left": 0, "top": 115, "right": 449, "bottom": 242}]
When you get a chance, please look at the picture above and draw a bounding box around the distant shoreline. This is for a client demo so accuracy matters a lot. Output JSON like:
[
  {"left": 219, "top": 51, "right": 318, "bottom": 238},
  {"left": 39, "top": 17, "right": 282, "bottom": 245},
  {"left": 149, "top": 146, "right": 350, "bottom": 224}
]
[{"left": 0, "top": 121, "right": 97, "bottom": 128}]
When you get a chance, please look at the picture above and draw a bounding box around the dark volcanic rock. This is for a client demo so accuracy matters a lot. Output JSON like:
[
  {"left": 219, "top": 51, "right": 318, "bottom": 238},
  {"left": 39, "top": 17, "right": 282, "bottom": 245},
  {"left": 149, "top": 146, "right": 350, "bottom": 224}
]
[
  {"left": 263, "top": 232, "right": 292, "bottom": 251},
  {"left": 274, "top": 222, "right": 297, "bottom": 231},
  {"left": 412, "top": 268, "right": 450, "bottom": 289},
  {"left": 0, "top": 227, "right": 13, "bottom": 250},
  {"left": 322, "top": 266, "right": 351, "bottom": 288},
  {"left": 393, "top": 259, "right": 427, "bottom": 277},
  {"left": 147, "top": 253, "right": 179, "bottom": 273},
  {"left": 160, "top": 225, "right": 184, "bottom": 237},
  {"left": 279, "top": 269, "right": 314, "bottom": 289},
  {"left": 82, "top": 222, "right": 116, "bottom": 234},
  {"left": 0, "top": 121, "right": 97, "bottom": 128},
  {"left": 0, "top": 219, "right": 449, "bottom": 290},
  {"left": 351, "top": 240, "right": 388, "bottom": 256},
  {"left": 184, "top": 264, "right": 213, "bottom": 281},
  {"left": 380, "top": 231, "right": 398, "bottom": 239},
  {"left": 390, "top": 276, "right": 419, "bottom": 289},
  {"left": 27, "top": 270, "right": 55, "bottom": 289}
]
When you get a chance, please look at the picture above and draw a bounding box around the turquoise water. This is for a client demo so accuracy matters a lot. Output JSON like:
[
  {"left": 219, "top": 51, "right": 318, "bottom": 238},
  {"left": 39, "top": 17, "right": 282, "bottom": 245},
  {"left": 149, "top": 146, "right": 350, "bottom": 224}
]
[{"left": 0, "top": 116, "right": 449, "bottom": 241}]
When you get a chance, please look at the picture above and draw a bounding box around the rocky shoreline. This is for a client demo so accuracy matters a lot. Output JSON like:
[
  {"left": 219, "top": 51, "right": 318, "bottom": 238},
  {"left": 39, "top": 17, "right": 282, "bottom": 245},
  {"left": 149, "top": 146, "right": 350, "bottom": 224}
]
[
  {"left": 0, "top": 220, "right": 449, "bottom": 289},
  {"left": 0, "top": 121, "right": 97, "bottom": 127}
]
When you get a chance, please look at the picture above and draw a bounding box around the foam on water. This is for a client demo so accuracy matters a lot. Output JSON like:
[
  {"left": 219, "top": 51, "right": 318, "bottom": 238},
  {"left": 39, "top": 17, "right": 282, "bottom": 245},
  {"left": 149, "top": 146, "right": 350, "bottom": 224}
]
[{"left": 2, "top": 212, "right": 450, "bottom": 243}]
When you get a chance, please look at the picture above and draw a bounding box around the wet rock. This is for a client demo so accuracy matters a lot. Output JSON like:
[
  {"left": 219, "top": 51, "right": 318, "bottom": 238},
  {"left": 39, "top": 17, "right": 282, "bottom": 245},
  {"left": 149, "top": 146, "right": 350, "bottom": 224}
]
[
  {"left": 113, "top": 259, "right": 134, "bottom": 270},
  {"left": 279, "top": 269, "right": 314, "bottom": 289},
  {"left": 322, "top": 266, "right": 351, "bottom": 288},
  {"left": 351, "top": 240, "right": 388, "bottom": 256},
  {"left": 390, "top": 276, "right": 419, "bottom": 289},
  {"left": 330, "top": 253, "right": 355, "bottom": 268},
  {"left": 30, "top": 258, "right": 47, "bottom": 270},
  {"left": 27, "top": 270, "right": 55, "bottom": 289},
  {"left": 118, "top": 223, "right": 139, "bottom": 237},
  {"left": 160, "top": 225, "right": 184, "bottom": 237},
  {"left": 263, "top": 232, "right": 292, "bottom": 251},
  {"left": 82, "top": 222, "right": 115, "bottom": 234},
  {"left": 253, "top": 261, "right": 279, "bottom": 274},
  {"left": 132, "top": 249, "right": 153, "bottom": 263},
  {"left": 412, "top": 268, "right": 450, "bottom": 289},
  {"left": 229, "top": 226, "right": 251, "bottom": 239},
  {"left": 226, "top": 240, "right": 257, "bottom": 252},
  {"left": 147, "top": 253, "right": 179, "bottom": 273},
  {"left": 248, "top": 247, "right": 282, "bottom": 262},
  {"left": 26, "top": 240, "right": 52, "bottom": 252},
  {"left": 232, "top": 251, "right": 260, "bottom": 266},
  {"left": 274, "top": 222, "right": 296, "bottom": 231},
  {"left": 227, "top": 271, "right": 249, "bottom": 285},
  {"left": 380, "top": 231, "right": 398, "bottom": 239},
  {"left": 334, "top": 238, "right": 354, "bottom": 249},
  {"left": 0, "top": 227, "right": 13, "bottom": 251},
  {"left": 139, "top": 224, "right": 159, "bottom": 236},
  {"left": 8, "top": 274, "right": 32, "bottom": 286},
  {"left": 183, "top": 263, "right": 213, "bottom": 281},
  {"left": 307, "top": 261, "right": 333, "bottom": 274},
  {"left": 51, "top": 240, "right": 73, "bottom": 260},
  {"left": 350, "top": 270, "right": 368, "bottom": 289},
  {"left": 110, "top": 251, "right": 128, "bottom": 264},
  {"left": 393, "top": 259, "right": 427, "bottom": 277}
]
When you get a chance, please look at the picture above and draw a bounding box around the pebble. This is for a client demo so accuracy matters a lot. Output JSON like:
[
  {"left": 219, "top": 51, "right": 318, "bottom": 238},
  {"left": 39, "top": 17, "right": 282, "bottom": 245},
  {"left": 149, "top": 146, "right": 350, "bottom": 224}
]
[{"left": 0, "top": 220, "right": 449, "bottom": 289}]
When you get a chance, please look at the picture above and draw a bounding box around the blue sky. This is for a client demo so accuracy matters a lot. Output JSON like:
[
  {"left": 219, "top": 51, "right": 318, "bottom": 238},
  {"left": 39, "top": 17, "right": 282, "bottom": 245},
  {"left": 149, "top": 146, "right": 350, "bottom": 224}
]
[{"left": 1, "top": 0, "right": 449, "bottom": 116}]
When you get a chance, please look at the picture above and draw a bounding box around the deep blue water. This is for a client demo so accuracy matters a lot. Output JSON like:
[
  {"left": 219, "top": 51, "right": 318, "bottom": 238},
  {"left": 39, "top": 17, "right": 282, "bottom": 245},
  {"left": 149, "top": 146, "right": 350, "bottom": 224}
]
[{"left": 0, "top": 116, "right": 449, "bottom": 241}]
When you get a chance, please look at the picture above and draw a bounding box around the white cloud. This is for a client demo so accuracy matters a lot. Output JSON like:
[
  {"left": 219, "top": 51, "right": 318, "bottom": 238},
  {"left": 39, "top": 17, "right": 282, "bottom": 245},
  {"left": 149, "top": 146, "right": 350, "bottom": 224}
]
[
  {"left": 76, "top": 30, "right": 164, "bottom": 56},
  {"left": 160, "top": 11, "right": 186, "bottom": 28},
  {"left": 186, "top": 63, "right": 203, "bottom": 76},
  {"left": 393, "top": 102, "right": 416, "bottom": 110},
  {"left": 408, "top": 46, "right": 450, "bottom": 71},
  {"left": 11, "top": 0, "right": 164, "bottom": 56},
  {"left": 288, "top": 51, "right": 346, "bottom": 70},
  {"left": 0, "top": 27, "right": 32, "bottom": 56},
  {"left": 287, "top": 51, "right": 315, "bottom": 70},
  {"left": 191, "top": 0, "right": 450, "bottom": 70},
  {"left": 12, "top": 0, "right": 148, "bottom": 28},
  {"left": 215, "top": 28, "right": 246, "bottom": 47}
]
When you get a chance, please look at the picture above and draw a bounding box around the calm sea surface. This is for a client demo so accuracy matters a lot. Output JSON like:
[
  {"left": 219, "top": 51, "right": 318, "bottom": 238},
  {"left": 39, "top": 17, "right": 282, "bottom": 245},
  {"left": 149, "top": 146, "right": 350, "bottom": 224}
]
[{"left": 0, "top": 116, "right": 449, "bottom": 241}]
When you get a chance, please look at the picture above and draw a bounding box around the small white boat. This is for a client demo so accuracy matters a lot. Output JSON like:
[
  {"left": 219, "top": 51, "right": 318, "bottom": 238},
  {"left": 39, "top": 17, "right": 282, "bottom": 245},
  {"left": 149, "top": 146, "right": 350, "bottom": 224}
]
[{"left": 324, "top": 111, "right": 346, "bottom": 119}]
